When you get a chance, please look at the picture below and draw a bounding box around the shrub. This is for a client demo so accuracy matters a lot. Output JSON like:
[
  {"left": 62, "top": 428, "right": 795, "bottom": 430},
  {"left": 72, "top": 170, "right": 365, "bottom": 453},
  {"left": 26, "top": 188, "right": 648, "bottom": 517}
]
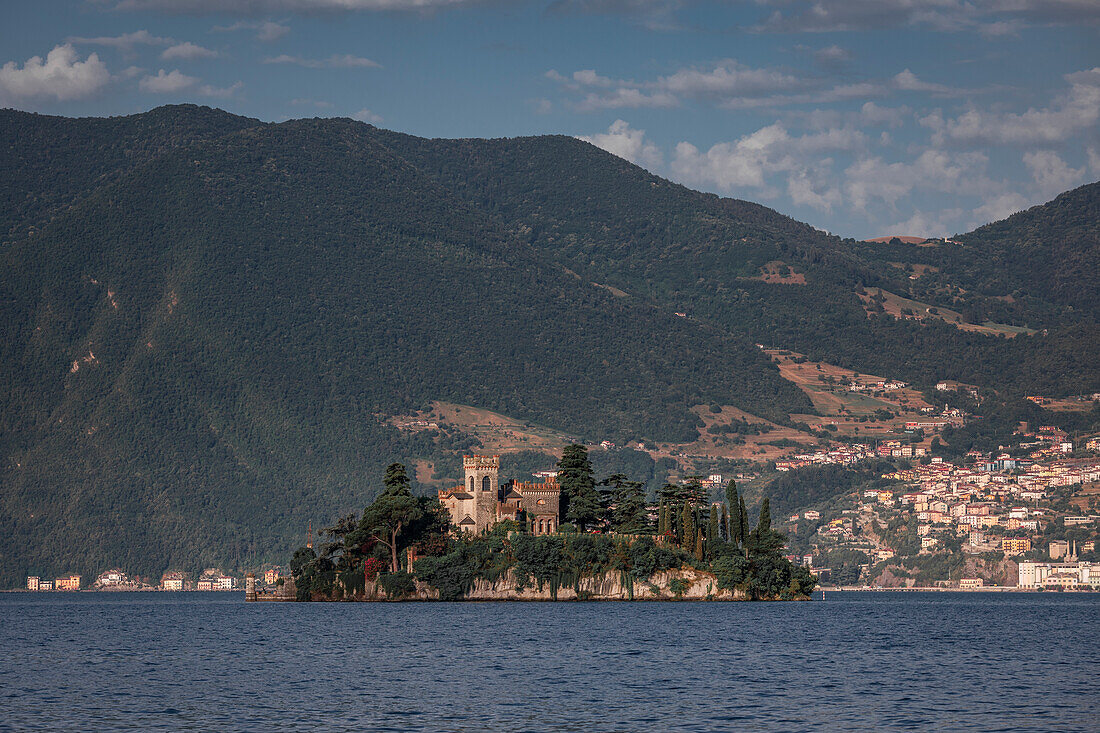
[{"left": 379, "top": 571, "right": 416, "bottom": 599}]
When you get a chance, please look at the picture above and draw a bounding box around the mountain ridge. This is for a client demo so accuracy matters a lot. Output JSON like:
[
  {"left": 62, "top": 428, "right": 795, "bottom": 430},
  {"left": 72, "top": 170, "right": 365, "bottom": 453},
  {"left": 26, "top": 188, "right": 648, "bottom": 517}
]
[{"left": 0, "top": 105, "right": 1096, "bottom": 586}]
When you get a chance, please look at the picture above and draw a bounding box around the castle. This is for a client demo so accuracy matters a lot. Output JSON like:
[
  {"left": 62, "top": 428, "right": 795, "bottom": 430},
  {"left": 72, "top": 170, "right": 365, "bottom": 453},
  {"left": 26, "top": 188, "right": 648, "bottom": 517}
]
[{"left": 437, "top": 455, "right": 561, "bottom": 536}]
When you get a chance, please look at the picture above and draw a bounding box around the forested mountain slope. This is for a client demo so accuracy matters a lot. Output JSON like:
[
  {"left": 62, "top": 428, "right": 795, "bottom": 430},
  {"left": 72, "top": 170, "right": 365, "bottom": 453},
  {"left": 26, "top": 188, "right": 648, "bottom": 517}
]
[{"left": 0, "top": 105, "right": 1096, "bottom": 586}]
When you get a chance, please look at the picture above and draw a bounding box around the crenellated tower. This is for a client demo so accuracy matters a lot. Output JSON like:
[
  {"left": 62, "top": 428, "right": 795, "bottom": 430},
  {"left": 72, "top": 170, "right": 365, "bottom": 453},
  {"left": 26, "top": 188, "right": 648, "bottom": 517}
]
[{"left": 464, "top": 455, "right": 500, "bottom": 533}]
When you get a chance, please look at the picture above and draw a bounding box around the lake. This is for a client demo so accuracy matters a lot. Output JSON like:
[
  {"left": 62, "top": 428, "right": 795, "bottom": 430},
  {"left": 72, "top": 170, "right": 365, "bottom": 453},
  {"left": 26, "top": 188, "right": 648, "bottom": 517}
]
[{"left": 1, "top": 591, "right": 1096, "bottom": 731}]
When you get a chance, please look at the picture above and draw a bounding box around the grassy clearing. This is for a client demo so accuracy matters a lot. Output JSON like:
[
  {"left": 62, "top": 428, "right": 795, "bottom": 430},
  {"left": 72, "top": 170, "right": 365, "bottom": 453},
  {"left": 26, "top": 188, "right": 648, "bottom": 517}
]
[{"left": 860, "top": 288, "right": 1036, "bottom": 338}]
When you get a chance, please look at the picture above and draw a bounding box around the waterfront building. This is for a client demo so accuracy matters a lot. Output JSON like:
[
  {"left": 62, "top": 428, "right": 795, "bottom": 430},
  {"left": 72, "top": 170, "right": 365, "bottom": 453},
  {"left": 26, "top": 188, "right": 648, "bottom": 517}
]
[
  {"left": 438, "top": 455, "right": 562, "bottom": 536},
  {"left": 26, "top": 576, "right": 40, "bottom": 591},
  {"left": 55, "top": 575, "right": 81, "bottom": 591},
  {"left": 161, "top": 571, "right": 185, "bottom": 591},
  {"left": 1018, "top": 561, "right": 1100, "bottom": 589}
]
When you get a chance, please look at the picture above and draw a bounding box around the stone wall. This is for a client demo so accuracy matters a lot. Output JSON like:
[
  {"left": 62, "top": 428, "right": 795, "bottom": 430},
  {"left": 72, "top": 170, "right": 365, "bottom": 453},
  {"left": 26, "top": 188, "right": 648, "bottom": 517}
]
[{"left": 353, "top": 567, "right": 748, "bottom": 601}]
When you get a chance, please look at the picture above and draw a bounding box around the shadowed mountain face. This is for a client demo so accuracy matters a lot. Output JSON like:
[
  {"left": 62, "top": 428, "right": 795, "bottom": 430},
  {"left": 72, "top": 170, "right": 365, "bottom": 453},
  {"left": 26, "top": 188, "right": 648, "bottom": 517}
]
[{"left": 0, "top": 106, "right": 1096, "bottom": 585}]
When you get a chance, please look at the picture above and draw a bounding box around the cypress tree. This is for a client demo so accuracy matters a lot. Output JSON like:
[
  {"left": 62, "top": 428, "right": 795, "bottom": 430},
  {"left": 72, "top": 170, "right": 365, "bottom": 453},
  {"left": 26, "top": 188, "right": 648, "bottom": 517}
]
[
  {"left": 694, "top": 532, "right": 704, "bottom": 561},
  {"left": 758, "top": 497, "right": 772, "bottom": 533},
  {"left": 727, "top": 480, "right": 742, "bottom": 545},
  {"left": 738, "top": 496, "right": 749, "bottom": 551},
  {"left": 708, "top": 505, "right": 719, "bottom": 554},
  {"left": 681, "top": 502, "right": 695, "bottom": 551},
  {"left": 658, "top": 500, "right": 668, "bottom": 537},
  {"left": 722, "top": 503, "right": 730, "bottom": 541}
]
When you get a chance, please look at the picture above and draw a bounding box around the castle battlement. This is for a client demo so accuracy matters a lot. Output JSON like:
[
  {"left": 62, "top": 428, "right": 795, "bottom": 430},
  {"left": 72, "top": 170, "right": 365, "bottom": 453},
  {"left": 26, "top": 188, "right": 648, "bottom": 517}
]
[
  {"left": 463, "top": 455, "right": 500, "bottom": 469},
  {"left": 513, "top": 477, "right": 558, "bottom": 493}
]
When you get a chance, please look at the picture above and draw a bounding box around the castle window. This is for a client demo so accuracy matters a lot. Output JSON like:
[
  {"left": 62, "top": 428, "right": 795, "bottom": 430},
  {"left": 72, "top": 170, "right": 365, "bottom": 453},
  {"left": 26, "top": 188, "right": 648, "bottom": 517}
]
[
  {"left": 537, "top": 499, "right": 546, "bottom": 506},
  {"left": 469, "top": 477, "right": 474, "bottom": 492},
  {"left": 482, "top": 476, "right": 492, "bottom": 493}
]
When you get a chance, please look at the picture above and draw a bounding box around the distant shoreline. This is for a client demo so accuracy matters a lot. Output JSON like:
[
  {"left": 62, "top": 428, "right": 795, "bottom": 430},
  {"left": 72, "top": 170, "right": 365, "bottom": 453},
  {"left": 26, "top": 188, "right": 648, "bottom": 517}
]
[
  {"left": 2, "top": 588, "right": 240, "bottom": 593},
  {"left": 819, "top": 586, "right": 1096, "bottom": 593}
]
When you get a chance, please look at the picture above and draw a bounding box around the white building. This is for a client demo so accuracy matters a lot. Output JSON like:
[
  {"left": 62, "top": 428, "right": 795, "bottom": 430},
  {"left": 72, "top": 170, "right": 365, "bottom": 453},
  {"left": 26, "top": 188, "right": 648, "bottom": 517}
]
[{"left": 1018, "top": 561, "right": 1099, "bottom": 589}]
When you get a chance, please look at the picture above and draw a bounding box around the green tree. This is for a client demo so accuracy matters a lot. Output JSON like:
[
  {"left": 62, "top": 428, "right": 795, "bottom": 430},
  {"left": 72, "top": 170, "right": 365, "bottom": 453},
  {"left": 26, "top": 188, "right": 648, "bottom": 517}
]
[
  {"left": 600, "top": 474, "right": 651, "bottom": 534},
  {"left": 355, "top": 463, "right": 425, "bottom": 572},
  {"left": 707, "top": 505, "right": 720, "bottom": 558},
  {"left": 758, "top": 496, "right": 772, "bottom": 534},
  {"left": 738, "top": 495, "right": 749, "bottom": 551},
  {"left": 290, "top": 546, "right": 318, "bottom": 601},
  {"left": 558, "top": 444, "right": 604, "bottom": 531},
  {"left": 726, "top": 480, "right": 742, "bottom": 545},
  {"left": 681, "top": 502, "right": 696, "bottom": 551}
]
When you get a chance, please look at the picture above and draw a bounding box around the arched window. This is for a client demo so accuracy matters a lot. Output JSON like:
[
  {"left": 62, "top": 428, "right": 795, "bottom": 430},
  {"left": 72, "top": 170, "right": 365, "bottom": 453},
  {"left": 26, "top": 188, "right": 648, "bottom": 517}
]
[
  {"left": 482, "top": 476, "right": 492, "bottom": 493},
  {"left": 469, "top": 477, "right": 474, "bottom": 493}
]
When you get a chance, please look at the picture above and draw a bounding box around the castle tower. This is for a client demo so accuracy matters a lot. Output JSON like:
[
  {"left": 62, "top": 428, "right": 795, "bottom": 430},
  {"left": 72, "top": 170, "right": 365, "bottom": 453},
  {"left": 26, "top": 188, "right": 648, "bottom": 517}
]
[{"left": 464, "top": 455, "right": 500, "bottom": 534}]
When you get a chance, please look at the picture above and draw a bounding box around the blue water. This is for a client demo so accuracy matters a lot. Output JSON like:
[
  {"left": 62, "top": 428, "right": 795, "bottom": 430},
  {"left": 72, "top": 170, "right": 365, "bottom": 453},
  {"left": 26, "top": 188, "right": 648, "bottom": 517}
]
[{"left": 0, "top": 591, "right": 1096, "bottom": 731}]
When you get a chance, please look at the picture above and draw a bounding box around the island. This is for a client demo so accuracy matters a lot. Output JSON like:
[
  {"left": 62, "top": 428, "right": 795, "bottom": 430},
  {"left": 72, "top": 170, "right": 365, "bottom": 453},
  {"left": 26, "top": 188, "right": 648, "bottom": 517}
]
[{"left": 282, "top": 445, "right": 817, "bottom": 601}]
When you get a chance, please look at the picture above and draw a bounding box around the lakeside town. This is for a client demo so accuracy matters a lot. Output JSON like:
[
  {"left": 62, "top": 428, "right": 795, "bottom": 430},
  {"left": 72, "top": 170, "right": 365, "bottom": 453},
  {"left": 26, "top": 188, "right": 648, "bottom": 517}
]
[
  {"left": 23, "top": 566, "right": 287, "bottom": 593},
  {"left": 779, "top": 443, "right": 1100, "bottom": 590}
]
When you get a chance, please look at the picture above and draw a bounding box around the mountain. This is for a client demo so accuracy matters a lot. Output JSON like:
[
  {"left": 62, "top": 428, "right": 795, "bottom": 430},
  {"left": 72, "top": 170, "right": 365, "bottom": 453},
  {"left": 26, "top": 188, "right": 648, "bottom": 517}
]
[{"left": 0, "top": 106, "right": 1097, "bottom": 586}]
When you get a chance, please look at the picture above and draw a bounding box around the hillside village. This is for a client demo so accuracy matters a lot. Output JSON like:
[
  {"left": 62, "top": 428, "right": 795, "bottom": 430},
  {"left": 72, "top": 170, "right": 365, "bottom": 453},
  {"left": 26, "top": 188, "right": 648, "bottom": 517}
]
[{"left": 782, "top": 448, "right": 1100, "bottom": 590}]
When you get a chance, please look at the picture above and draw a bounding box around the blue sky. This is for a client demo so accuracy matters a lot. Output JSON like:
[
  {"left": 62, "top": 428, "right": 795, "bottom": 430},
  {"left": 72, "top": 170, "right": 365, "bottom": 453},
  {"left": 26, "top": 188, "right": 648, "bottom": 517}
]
[{"left": 2, "top": 1, "right": 1098, "bottom": 238}]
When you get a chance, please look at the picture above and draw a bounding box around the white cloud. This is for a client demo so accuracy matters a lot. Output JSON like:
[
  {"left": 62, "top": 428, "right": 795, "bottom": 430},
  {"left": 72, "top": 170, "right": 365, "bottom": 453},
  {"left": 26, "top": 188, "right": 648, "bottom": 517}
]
[
  {"left": 970, "top": 192, "right": 1029, "bottom": 226},
  {"left": 755, "top": 0, "right": 1100, "bottom": 33},
  {"left": 68, "top": 30, "right": 171, "bottom": 52},
  {"left": 575, "top": 88, "right": 677, "bottom": 111},
  {"left": 531, "top": 97, "right": 552, "bottom": 114},
  {"left": 547, "top": 0, "right": 683, "bottom": 30},
  {"left": 814, "top": 45, "right": 852, "bottom": 66},
  {"left": 139, "top": 68, "right": 197, "bottom": 93},
  {"left": 551, "top": 59, "right": 971, "bottom": 113},
  {"left": 199, "top": 81, "right": 243, "bottom": 98},
  {"left": 657, "top": 61, "right": 805, "bottom": 99},
  {"left": 788, "top": 170, "right": 842, "bottom": 213},
  {"left": 1023, "top": 150, "right": 1086, "bottom": 198},
  {"left": 1088, "top": 147, "right": 1100, "bottom": 177},
  {"left": 859, "top": 102, "right": 907, "bottom": 127},
  {"left": 843, "top": 149, "right": 994, "bottom": 212},
  {"left": 0, "top": 45, "right": 110, "bottom": 102},
  {"left": 930, "top": 68, "right": 1100, "bottom": 145},
  {"left": 671, "top": 123, "right": 819, "bottom": 191},
  {"left": 881, "top": 210, "right": 957, "bottom": 240},
  {"left": 978, "top": 19, "right": 1023, "bottom": 37},
  {"left": 894, "top": 69, "right": 955, "bottom": 96},
  {"left": 577, "top": 119, "right": 664, "bottom": 170},
  {"left": 353, "top": 108, "right": 384, "bottom": 123},
  {"left": 264, "top": 54, "right": 381, "bottom": 69},
  {"left": 212, "top": 20, "right": 290, "bottom": 42},
  {"left": 162, "top": 42, "right": 217, "bottom": 60},
  {"left": 119, "top": 0, "right": 480, "bottom": 10},
  {"left": 550, "top": 59, "right": 811, "bottom": 111}
]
